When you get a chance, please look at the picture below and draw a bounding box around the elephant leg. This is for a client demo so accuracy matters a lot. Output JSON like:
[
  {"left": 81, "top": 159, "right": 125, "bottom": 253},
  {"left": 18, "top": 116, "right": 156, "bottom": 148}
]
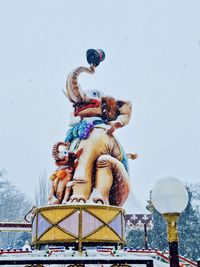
[
  {"left": 94, "top": 155, "right": 114, "bottom": 205},
  {"left": 70, "top": 160, "right": 93, "bottom": 203},
  {"left": 94, "top": 155, "right": 130, "bottom": 206},
  {"left": 70, "top": 130, "right": 103, "bottom": 203},
  {"left": 69, "top": 181, "right": 89, "bottom": 203}
]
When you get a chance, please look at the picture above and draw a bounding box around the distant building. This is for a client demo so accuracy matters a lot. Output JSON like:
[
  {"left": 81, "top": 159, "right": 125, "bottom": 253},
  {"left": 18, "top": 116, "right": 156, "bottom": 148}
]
[
  {"left": 123, "top": 192, "right": 153, "bottom": 231},
  {"left": 125, "top": 213, "right": 153, "bottom": 231}
]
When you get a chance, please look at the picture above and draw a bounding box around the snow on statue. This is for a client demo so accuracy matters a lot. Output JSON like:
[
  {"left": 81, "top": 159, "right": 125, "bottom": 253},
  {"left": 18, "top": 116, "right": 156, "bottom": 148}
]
[{"left": 48, "top": 49, "right": 137, "bottom": 206}]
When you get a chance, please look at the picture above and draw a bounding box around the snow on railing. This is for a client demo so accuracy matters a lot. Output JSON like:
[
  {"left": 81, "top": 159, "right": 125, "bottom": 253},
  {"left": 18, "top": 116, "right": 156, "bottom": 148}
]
[
  {"left": 0, "top": 241, "right": 197, "bottom": 267},
  {"left": 0, "top": 222, "right": 31, "bottom": 232},
  {"left": 125, "top": 248, "right": 197, "bottom": 267}
]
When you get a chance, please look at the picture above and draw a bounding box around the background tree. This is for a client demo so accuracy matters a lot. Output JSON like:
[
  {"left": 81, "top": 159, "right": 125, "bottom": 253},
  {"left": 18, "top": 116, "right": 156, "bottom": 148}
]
[
  {"left": 0, "top": 169, "right": 32, "bottom": 248},
  {"left": 126, "top": 229, "right": 145, "bottom": 249},
  {"left": 15, "top": 232, "right": 32, "bottom": 248},
  {"left": 34, "top": 170, "right": 49, "bottom": 206},
  {"left": 148, "top": 209, "right": 168, "bottom": 250},
  {"left": 178, "top": 187, "right": 200, "bottom": 261}
]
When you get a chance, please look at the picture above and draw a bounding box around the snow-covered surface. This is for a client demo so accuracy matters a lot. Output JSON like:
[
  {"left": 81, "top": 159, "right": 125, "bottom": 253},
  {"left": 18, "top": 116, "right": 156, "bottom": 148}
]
[
  {"left": 0, "top": 249, "right": 170, "bottom": 267},
  {"left": 3, "top": 246, "right": 199, "bottom": 267},
  {"left": 0, "top": 255, "right": 168, "bottom": 267},
  {"left": 3, "top": 248, "right": 197, "bottom": 267}
]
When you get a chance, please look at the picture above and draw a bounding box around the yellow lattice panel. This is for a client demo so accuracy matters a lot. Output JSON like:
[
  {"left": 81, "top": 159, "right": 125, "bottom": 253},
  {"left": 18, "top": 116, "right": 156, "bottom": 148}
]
[
  {"left": 85, "top": 225, "right": 119, "bottom": 241},
  {"left": 87, "top": 208, "right": 120, "bottom": 223},
  {"left": 41, "top": 208, "right": 76, "bottom": 224},
  {"left": 32, "top": 204, "right": 125, "bottom": 247},
  {"left": 39, "top": 226, "right": 75, "bottom": 241}
]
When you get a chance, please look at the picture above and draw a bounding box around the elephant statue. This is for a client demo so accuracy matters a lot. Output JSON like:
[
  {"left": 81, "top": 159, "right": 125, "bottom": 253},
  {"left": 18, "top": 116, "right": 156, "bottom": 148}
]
[{"left": 59, "top": 62, "right": 135, "bottom": 207}]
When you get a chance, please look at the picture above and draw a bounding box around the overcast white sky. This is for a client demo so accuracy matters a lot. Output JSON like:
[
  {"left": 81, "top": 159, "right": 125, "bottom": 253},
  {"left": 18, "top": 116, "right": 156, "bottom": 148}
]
[{"left": 0, "top": 0, "right": 200, "bottom": 208}]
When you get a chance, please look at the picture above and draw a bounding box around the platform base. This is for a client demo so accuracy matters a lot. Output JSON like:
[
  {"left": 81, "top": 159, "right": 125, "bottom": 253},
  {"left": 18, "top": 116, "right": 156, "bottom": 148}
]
[{"left": 32, "top": 204, "right": 126, "bottom": 250}]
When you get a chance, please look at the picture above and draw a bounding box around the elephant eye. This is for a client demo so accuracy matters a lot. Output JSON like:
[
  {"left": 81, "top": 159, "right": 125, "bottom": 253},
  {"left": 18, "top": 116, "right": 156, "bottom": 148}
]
[
  {"left": 92, "top": 91, "right": 97, "bottom": 97},
  {"left": 91, "top": 90, "right": 100, "bottom": 98},
  {"left": 86, "top": 89, "right": 101, "bottom": 99}
]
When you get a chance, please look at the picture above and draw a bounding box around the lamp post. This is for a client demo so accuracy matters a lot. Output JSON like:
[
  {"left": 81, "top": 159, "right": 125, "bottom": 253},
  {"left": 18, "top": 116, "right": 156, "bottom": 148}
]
[{"left": 151, "top": 177, "right": 188, "bottom": 267}]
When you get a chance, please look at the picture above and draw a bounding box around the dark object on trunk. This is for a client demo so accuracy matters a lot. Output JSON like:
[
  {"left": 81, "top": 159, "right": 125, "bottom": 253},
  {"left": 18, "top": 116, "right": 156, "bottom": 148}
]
[{"left": 86, "top": 49, "right": 105, "bottom": 67}]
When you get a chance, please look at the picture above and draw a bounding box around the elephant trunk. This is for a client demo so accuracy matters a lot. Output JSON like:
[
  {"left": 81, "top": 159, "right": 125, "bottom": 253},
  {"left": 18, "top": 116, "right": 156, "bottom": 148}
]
[{"left": 66, "top": 66, "right": 95, "bottom": 103}]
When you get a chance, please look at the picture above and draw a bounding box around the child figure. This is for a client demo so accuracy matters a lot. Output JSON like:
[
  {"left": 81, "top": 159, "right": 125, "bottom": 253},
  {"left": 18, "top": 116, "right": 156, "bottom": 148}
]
[{"left": 48, "top": 142, "right": 82, "bottom": 205}]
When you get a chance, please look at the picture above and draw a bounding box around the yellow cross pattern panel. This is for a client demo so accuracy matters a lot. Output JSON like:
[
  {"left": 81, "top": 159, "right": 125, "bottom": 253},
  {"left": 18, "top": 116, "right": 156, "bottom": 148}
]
[
  {"left": 85, "top": 225, "right": 120, "bottom": 241},
  {"left": 39, "top": 226, "right": 75, "bottom": 241},
  {"left": 86, "top": 208, "right": 120, "bottom": 223},
  {"left": 41, "top": 208, "right": 76, "bottom": 224}
]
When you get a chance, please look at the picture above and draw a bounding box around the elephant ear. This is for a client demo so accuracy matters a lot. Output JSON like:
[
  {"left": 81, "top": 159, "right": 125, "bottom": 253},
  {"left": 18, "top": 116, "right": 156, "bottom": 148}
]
[{"left": 102, "top": 97, "right": 118, "bottom": 122}]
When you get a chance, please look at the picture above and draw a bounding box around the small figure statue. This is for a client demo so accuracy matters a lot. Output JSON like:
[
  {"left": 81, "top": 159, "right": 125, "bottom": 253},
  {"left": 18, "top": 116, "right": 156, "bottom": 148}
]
[{"left": 48, "top": 142, "right": 82, "bottom": 204}]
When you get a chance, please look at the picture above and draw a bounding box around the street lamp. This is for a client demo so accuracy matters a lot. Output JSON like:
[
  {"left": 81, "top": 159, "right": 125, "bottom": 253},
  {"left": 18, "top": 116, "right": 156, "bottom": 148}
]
[{"left": 152, "top": 177, "right": 188, "bottom": 267}]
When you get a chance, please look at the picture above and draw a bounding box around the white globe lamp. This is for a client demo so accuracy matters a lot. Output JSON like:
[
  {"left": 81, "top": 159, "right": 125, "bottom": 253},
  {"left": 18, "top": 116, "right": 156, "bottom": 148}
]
[{"left": 152, "top": 177, "right": 188, "bottom": 267}]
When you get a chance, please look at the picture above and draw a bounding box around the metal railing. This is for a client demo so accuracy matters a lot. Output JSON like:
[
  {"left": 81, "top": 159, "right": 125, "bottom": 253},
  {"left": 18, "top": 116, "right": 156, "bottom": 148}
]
[{"left": 0, "top": 256, "right": 154, "bottom": 266}]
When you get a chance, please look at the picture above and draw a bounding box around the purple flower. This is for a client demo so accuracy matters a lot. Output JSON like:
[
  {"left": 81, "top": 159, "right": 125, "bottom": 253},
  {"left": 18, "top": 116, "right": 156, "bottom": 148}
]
[{"left": 79, "top": 132, "right": 84, "bottom": 139}]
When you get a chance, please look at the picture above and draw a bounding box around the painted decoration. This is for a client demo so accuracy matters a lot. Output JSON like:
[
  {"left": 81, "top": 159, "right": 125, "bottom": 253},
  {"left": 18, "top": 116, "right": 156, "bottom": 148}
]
[
  {"left": 82, "top": 210, "right": 104, "bottom": 238},
  {"left": 37, "top": 213, "right": 52, "bottom": 239},
  {"left": 58, "top": 211, "right": 79, "bottom": 237},
  {"left": 32, "top": 205, "right": 125, "bottom": 247},
  {"left": 48, "top": 49, "right": 137, "bottom": 206}
]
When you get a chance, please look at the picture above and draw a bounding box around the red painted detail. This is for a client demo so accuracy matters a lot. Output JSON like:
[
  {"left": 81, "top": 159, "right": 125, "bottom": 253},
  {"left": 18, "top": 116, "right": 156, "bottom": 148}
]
[
  {"left": 74, "top": 99, "right": 100, "bottom": 116},
  {"left": 98, "top": 50, "right": 103, "bottom": 61},
  {"left": 179, "top": 255, "right": 197, "bottom": 266}
]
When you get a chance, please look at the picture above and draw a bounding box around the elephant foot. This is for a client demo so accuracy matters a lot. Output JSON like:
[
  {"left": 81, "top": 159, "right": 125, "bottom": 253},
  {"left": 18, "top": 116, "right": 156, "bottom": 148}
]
[
  {"left": 92, "top": 198, "right": 104, "bottom": 205},
  {"left": 70, "top": 195, "right": 87, "bottom": 203},
  {"left": 90, "top": 188, "right": 108, "bottom": 205}
]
